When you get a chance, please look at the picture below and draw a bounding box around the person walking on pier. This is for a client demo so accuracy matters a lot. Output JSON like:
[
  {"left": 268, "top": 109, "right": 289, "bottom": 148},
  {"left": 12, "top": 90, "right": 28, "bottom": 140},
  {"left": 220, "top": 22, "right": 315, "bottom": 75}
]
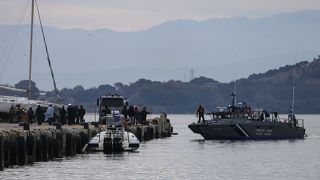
[
  {"left": 35, "top": 105, "right": 44, "bottom": 125},
  {"left": 197, "top": 105, "right": 205, "bottom": 123},
  {"left": 27, "top": 107, "right": 34, "bottom": 124}
]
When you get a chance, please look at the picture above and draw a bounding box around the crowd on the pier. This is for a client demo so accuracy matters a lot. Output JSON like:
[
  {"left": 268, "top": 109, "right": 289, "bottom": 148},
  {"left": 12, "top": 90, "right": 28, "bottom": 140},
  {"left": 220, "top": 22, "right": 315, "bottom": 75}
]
[
  {"left": 99, "top": 104, "right": 149, "bottom": 125},
  {"left": 8, "top": 104, "right": 86, "bottom": 125},
  {"left": 121, "top": 105, "right": 149, "bottom": 125}
]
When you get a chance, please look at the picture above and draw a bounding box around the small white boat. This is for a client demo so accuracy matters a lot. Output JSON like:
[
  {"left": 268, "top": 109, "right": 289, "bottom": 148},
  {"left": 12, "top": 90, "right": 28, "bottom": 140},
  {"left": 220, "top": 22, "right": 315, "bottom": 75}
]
[
  {"left": 88, "top": 128, "right": 140, "bottom": 152},
  {"left": 86, "top": 94, "right": 140, "bottom": 153}
]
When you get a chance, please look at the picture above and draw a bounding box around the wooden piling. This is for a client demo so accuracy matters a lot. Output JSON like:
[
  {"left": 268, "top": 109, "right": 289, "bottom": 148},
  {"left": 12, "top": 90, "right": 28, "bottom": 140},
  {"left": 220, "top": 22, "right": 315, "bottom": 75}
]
[
  {"left": 17, "top": 135, "right": 27, "bottom": 165},
  {"left": 0, "top": 134, "right": 4, "bottom": 170},
  {"left": 26, "top": 134, "right": 36, "bottom": 164}
]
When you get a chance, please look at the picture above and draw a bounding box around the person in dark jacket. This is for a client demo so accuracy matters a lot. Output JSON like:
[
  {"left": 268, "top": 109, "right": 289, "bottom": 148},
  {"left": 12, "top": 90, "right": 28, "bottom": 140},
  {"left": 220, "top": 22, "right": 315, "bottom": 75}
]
[
  {"left": 78, "top": 105, "right": 86, "bottom": 123},
  {"left": 67, "top": 104, "right": 75, "bottom": 125},
  {"left": 27, "top": 107, "right": 34, "bottom": 124},
  {"left": 74, "top": 105, "right": 80, "bottom": 124},
  {"left": 128, "top": 105, "right": 134, "bottom": 124},
  {"left": 141, "top": 107, "right": 148, "bottom": 125},
  {"left": 197, "top": 105, "right": 205, "bottom": 123},
  {"left": 35, "top": 105, "right": 44, "bottom": 125},
  {"left": 16, "top": 105, "right": 23, "bottom": 123},
  {"left": 121, "top": 105, "right": 128, "bottom": 120},
  {"left": 60, "top": 106, "right": 67, "bottom": 125}
]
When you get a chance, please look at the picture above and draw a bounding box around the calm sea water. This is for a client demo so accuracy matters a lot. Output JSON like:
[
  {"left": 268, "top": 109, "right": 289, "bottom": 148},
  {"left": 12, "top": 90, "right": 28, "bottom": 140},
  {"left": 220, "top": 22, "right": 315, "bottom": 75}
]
[{"left": 1, "top": 114, "right": 320, "bottom": 180}]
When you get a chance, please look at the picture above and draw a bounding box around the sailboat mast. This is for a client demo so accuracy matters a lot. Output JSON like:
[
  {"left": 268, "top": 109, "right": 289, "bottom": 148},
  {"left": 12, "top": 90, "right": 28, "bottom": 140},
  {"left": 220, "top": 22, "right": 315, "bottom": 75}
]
[{"left": 28, "top": 0, "right": 35, "bottom": 100}]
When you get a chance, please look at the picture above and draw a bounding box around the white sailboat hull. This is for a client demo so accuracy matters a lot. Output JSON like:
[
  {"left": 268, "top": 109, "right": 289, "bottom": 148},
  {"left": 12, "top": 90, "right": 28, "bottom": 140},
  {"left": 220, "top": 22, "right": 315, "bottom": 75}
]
[{"left": 0, "top": 95, "right": 61, "bottom": 113}]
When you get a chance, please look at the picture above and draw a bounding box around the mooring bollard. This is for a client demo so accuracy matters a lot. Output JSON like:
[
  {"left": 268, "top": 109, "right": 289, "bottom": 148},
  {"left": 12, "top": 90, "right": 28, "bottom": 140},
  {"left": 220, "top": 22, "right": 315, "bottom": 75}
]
[
  {"left": 83, "top": 123, "right": 89, "bottom": 129},
  {"left": 52, "top": 122, "right": 62, "bottom": 130},
  {"left": 91, "top": 122, "right": 99, "bottom": 128}
]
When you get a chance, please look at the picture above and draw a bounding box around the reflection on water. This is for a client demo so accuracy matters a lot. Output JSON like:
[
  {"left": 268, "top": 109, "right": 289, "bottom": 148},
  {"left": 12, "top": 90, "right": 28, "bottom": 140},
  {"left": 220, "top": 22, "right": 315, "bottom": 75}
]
[{"left": 1, "top": 114, "right": 320, "bottom": 180}]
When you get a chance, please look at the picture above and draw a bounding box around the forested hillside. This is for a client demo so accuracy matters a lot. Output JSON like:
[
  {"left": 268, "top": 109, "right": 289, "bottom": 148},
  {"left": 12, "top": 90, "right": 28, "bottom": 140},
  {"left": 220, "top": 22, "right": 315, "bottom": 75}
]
[{"left": 2, "top": 56, "right": 320, "bottom": 113}]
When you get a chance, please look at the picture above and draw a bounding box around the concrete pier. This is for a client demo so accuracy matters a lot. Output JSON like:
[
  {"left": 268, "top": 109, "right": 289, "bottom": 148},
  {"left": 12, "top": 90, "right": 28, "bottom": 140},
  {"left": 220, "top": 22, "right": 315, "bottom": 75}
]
[
  {"left": 0, "top": 114, "right": 172, "bottom": 171},
  {"left": 0, "top": 124, "right": 97, "bottom": 171},
  {"left": 128, "top": 114, "right": 172, "bottom": 141}
]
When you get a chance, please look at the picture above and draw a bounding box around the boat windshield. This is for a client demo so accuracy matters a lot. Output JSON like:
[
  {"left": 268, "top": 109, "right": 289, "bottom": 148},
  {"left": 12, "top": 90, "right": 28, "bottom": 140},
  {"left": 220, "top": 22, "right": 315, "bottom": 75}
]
[{"left": 100, "top": 98, "right": 124, "bottom": 108}]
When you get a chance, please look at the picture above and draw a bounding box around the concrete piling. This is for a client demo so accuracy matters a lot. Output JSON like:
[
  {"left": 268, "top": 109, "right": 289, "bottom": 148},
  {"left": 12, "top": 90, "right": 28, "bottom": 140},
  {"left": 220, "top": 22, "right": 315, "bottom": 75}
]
[
  {"left": 0, "top": 135, "right": 4, "bottom": 170},
  {"left": 17, "top": 135, "right": 27, "bottom": 165},
  {"left": 26, "top": 134, "right": 36, "bottom": 164},
  {"left": 0, "top": 126, "right": 98, "bottom": 171}
]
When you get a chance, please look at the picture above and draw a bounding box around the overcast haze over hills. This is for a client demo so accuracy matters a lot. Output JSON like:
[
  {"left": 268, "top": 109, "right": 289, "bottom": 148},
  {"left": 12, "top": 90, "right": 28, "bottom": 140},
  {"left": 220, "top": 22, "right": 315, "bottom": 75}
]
[{"left": 0, "top": 10, "right": 320, "bottom": 90}]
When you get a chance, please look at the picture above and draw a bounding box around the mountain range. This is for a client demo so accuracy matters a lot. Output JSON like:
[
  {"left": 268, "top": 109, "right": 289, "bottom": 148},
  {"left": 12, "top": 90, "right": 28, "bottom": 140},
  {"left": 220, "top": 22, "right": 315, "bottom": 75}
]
[{"left": 0, "top": 10, "right": 320, "bottom": 90}]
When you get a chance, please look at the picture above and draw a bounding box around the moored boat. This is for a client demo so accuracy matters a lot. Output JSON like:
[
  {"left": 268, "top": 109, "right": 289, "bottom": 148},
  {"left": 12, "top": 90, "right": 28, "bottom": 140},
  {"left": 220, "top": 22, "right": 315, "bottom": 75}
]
[
  {"left": 188, "top": 94, "right": 306, "bottom": 140},
  {"left": 87, "top": 94, "right": 140, "bottom": 152}
]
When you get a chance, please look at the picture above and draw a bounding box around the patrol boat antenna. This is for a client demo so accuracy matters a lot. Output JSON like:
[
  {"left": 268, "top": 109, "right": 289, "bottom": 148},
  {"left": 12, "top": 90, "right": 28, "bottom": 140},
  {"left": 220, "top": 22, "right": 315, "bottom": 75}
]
[{"left": 291, "top": 61, "right": 296, "bottom": 115}]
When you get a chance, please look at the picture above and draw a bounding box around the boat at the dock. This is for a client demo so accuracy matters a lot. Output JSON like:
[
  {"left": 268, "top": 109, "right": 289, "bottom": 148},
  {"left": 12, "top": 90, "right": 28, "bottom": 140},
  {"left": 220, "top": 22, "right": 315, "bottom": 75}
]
[
  {"left": 188, "top": 93, "right": 306, "bottom": 140},
  {"left": 87, "top": 94, "right": 140, "bottom": 152},
  {"left": 88, "top": 125, "right": 140, "bottom": 152}
]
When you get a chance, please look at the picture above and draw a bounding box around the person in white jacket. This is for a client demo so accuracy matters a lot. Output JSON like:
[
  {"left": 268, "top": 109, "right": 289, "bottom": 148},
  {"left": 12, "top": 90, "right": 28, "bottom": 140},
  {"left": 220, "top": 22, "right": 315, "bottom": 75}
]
[{"left": 46, "top": 104, "right": 55, "bottom": 125}]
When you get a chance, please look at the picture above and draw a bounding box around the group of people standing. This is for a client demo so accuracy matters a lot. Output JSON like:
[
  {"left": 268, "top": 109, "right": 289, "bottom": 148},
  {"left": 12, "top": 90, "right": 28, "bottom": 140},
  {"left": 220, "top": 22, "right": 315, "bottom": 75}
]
[
  {"left": 9, "top": 104, "right": 86, "bottom": 126},
  {"left": 57, "top": 104, "right": 86, "bottom": 125},
  {"left": 121, "top": 105, "right": 149, "bottom": 125}
]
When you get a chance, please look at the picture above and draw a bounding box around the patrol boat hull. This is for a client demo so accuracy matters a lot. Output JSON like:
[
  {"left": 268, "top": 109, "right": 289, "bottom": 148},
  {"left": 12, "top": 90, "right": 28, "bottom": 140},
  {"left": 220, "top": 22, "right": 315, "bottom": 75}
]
[{"left": 189, "top": 119, "right": 305, "bottom": 140}]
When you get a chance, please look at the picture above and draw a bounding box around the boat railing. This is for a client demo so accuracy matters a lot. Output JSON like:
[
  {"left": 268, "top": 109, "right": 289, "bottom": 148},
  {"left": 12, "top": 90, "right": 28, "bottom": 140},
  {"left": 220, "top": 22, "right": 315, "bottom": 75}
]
[{"left": 277, "top": 117, "right": 304, "bottom": 128}]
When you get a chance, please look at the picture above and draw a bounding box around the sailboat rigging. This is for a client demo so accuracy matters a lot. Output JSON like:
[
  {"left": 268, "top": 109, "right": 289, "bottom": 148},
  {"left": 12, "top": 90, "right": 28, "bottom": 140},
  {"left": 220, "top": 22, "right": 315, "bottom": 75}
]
[{"left": 0, "top": 0, "right": 62, "bottom": 114}]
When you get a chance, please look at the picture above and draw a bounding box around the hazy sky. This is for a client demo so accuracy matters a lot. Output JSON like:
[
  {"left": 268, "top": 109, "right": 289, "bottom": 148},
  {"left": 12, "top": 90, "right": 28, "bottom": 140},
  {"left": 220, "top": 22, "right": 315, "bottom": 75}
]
[{"left": 1, "top": 0, "right": 320, "bottom": 31}]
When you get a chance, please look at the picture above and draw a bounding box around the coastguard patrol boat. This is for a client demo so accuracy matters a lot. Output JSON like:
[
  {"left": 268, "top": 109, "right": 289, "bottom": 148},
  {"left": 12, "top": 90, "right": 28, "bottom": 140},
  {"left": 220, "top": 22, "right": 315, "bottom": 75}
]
[
  {"left": 188, "top": 93, "right": 306, "bottom": 140},
  {"left": 87, "top": 94, "right": 139, "bottom": 152}
]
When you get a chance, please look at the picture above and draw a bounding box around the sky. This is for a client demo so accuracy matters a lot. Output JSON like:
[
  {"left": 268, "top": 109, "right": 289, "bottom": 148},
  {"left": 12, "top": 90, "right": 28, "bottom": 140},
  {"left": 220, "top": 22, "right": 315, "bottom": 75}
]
[
  {"left": 0, "top": 0, "right": 320, "bottom": 32},
  {"left": 0, "top": 0, "right": 320, "bottom": 90}
]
